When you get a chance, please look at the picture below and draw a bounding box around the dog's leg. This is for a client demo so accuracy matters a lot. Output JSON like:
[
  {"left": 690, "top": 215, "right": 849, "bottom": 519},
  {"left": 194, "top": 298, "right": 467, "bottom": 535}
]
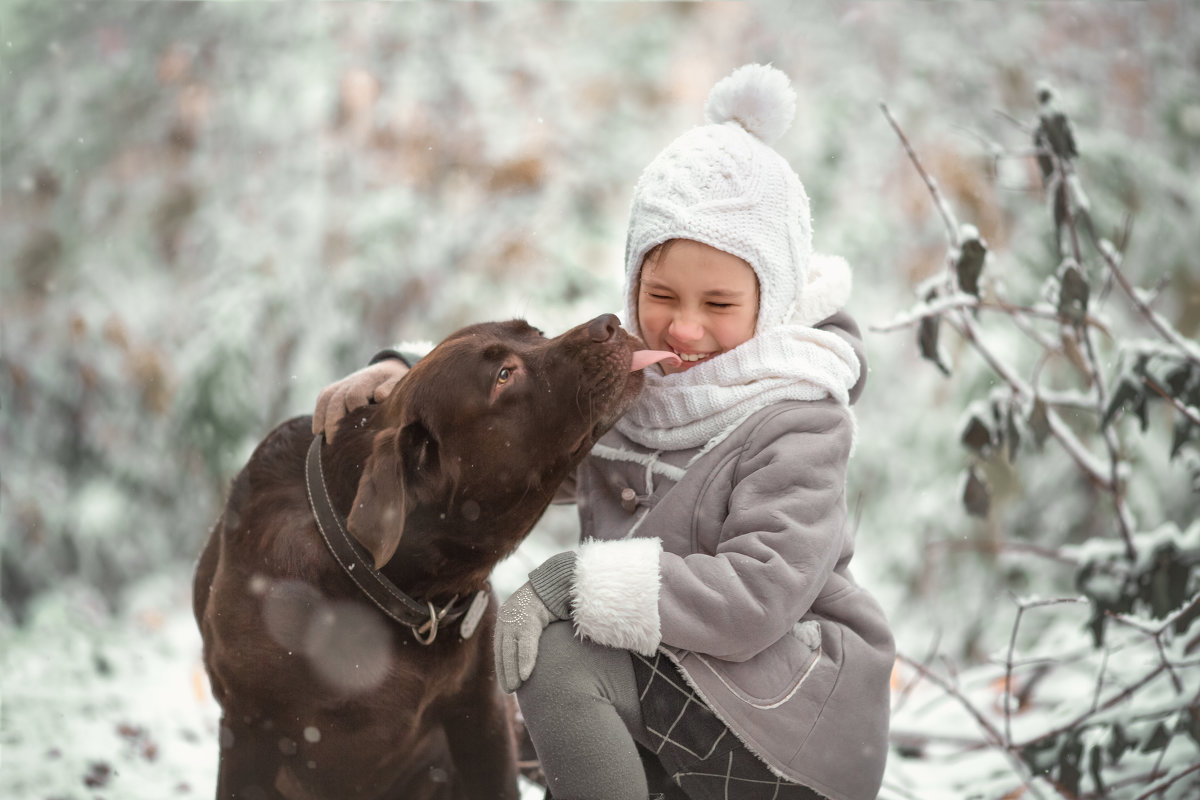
[
  {"left": 442, "top": 687, "right": 521, "bottom": 800},
  {"left": 215, "top": 714, "right": 289, "bottom": 800}
]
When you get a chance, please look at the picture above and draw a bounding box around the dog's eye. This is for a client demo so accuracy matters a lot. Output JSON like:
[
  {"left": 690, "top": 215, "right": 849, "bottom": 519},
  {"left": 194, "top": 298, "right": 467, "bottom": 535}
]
[{"left": 497, "top": 367, "right": 512, "bottom": 385}]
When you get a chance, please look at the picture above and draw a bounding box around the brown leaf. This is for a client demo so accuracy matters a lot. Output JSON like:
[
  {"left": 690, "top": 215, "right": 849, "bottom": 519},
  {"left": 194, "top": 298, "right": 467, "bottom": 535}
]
[
  {"left": 963, "top": 465, "right": 991, "bottom": 518},
  {"left": 1028, "top": 398, "right": 1051, "bottom": 448}
]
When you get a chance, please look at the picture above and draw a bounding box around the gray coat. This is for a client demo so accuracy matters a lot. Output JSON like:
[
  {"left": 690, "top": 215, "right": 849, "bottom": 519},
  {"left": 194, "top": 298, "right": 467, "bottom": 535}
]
[{"left": 562, "top": 313, "right": 893, "bottom": 800}]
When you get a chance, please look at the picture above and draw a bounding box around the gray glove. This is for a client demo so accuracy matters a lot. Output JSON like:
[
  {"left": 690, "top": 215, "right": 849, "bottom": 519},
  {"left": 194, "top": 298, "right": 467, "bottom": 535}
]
[{"left": 494, "top": 552, "right": 576, "bottom": 694}]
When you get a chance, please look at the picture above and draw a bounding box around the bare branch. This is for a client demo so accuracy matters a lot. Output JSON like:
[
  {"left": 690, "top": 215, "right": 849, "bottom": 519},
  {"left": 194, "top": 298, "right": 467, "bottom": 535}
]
[
  {"left": 944, "top": 314, "right": 1115, "bottom": 490},
  {"left": 1096, "top": 234, "right": 1200, "bottom": 367},
  {"left": 870, "top": 294, "right": 1111, "bottom": 336},
  {"left": 879, "top": 100, "right": 1120, "bottom": 497},
  {"left": 1142, "top": 374, "right": 1200, "bottom": 427},
  {"left": 893, "top": 653, "right": 1047, "bottom": 800},
  {"left": 1107, "top": 588, "right": 1200, "bottom": 636},
  {"left": 993, "top": 108, "right": 1036, "bottom": 135},
  {"left": 880, "top": 103, "right": 959, "bottom": 245},
  {"left": 1004, "top": 603, "right": 1024, "bottom": 746},
  {"left": 891, "top": 631, "right": 943, "bottom": 717},
  {"left": 1080, "top": 319, "right": 1138, "bottom": 554},
  {"left": 925, "top": 537, "right": 1081, "bottom": 567},
  {"left": 1134, "top": 761, "right": 1200, "bottom": 800}
]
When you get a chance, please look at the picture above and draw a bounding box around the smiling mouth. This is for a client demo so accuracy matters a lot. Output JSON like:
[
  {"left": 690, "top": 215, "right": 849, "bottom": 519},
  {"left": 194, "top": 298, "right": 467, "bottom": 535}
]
[{"left": 668, "top": 347, "right": 716, "bottom": 363}]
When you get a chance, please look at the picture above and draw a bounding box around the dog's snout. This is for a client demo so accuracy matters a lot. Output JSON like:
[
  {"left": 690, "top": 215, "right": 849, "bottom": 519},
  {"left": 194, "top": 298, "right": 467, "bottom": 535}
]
[{"left": 588, "top": 314, "right": 621, "bottom": 343}]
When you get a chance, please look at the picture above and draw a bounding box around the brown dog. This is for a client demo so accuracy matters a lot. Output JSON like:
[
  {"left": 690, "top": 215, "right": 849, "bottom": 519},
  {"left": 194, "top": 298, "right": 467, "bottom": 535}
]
[{"left": 193, "top": 315, "right": 671, "bottom": 800}]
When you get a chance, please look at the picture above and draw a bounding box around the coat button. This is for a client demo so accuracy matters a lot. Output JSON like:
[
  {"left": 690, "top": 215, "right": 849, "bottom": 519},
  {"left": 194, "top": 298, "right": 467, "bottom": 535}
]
[{"left": 620, "top": 487, "right": 638, "bottom": 513}]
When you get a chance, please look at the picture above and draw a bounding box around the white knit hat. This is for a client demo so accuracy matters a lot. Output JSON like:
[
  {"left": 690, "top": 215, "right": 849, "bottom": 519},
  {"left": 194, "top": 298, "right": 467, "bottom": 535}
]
[{"left": 623, "top": 63, "right": 826, "bottom": 339}]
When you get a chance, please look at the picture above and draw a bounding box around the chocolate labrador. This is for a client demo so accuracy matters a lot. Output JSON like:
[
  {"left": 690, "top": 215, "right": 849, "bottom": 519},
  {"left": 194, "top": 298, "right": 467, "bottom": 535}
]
[{"left": 192, "top": 314, "right": 676, "bottom": 800}]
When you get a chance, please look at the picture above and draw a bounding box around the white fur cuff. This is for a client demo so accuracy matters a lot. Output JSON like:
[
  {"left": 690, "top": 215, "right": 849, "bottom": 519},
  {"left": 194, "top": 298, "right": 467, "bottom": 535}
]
[{"left": 571, "top": 537, "right": 663, "bottom": 656}]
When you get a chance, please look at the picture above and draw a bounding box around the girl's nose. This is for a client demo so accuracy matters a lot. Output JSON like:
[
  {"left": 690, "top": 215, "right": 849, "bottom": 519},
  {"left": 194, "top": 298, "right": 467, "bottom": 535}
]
[{"left": 668, "top": 316, "right": 704, "bottom": 343}]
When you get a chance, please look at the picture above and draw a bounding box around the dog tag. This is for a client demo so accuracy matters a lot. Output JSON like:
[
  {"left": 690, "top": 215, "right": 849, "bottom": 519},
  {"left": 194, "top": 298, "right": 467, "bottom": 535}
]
[{"left": 458, "top": 591, "right": 489, "bottom": 640}]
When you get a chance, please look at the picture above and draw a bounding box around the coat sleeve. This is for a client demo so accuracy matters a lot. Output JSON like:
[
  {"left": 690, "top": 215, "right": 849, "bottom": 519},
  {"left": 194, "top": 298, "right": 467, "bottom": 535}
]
[{"left": 570, "top": 402, "right": 855, "bottom": 661}]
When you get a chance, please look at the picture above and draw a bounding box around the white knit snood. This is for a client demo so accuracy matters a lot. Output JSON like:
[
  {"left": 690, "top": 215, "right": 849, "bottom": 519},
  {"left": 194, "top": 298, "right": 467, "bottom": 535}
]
[{"left": 614, "top": 324, "right": 860, "bottom": 452}]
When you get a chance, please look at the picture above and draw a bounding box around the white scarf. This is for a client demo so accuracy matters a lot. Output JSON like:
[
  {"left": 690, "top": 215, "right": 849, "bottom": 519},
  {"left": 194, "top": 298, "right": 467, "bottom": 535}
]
[{"left": 614, "top": 323, "right": 860, "bottom": 452}]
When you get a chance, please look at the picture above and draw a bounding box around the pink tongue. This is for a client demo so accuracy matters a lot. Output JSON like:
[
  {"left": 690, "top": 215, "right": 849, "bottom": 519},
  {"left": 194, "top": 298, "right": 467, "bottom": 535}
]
[{"left": 630, "top": 350, "right": 682, "bottom": 372}]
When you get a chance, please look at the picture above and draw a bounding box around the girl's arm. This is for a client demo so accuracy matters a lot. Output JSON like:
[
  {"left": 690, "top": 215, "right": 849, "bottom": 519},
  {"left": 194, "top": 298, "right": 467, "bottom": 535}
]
[{"left": 571, "top": 401, "right": 854, "bottom": 660}]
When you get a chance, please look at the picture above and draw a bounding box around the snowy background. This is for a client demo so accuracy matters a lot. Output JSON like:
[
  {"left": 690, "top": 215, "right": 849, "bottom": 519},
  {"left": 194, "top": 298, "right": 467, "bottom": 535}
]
[{"left": 3, "top": 2, "right": 1199, "bottom": 798}]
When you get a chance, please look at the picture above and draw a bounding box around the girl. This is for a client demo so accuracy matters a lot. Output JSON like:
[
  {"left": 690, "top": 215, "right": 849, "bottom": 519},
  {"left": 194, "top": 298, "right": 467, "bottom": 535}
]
[{"left": 316, "top": 64, "right": 893, "bottom": 800}]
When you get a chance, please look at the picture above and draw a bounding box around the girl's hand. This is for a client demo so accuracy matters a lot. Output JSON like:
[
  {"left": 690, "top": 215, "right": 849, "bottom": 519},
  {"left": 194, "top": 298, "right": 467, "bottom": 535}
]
[
  {"left": 494, "top": 552, "right": 577, "bottom": 693},
  {"left": 494, "top": 582, "right": 557, "bottom": 694},
  {"left": 312, "top": 359, "right": 408, "bottom": 443}
]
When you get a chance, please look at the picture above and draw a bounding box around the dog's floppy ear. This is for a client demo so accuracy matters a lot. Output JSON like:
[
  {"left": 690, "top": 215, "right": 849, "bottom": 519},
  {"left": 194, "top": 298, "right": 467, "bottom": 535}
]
[{"left": 347, "top": 421, "right": 440, "bottom": 569}]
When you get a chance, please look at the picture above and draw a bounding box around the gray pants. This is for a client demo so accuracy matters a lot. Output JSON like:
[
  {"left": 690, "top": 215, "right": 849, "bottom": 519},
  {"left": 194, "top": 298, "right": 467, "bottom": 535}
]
[
  {"left": 518, "top": 622, "right": 825, "bottom": 800},
  {"left": 517, "top": 621, "right": 655, "bottom": 800}
]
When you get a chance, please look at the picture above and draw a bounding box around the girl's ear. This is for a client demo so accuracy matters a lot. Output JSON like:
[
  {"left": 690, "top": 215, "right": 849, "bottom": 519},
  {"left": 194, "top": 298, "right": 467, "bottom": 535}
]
[{"left": 347, "top": 421, "right": 440, "bottom": 569}]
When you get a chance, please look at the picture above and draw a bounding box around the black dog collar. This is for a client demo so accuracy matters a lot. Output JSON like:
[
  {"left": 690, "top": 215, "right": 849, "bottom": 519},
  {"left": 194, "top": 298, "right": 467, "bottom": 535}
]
[{"left": 304, "top": 435, "right": 486, "bottom": 644}]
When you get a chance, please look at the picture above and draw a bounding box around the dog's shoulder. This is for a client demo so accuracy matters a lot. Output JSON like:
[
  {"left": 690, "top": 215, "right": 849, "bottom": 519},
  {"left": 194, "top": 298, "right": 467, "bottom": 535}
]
[{"left": 244, "top": 416, "right": 312, "bottom": 488}]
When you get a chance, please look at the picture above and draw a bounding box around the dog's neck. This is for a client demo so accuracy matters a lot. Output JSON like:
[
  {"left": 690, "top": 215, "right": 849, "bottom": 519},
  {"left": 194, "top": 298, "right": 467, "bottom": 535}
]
[{"left": 320, "top": 410, "right": 534, "bottom": 604}]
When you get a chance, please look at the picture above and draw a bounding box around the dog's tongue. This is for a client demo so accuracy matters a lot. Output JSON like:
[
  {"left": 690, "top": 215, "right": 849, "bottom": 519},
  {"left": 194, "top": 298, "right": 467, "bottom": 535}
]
[{"left": 630, "top": 350, "right": 681, "bottom": 372}]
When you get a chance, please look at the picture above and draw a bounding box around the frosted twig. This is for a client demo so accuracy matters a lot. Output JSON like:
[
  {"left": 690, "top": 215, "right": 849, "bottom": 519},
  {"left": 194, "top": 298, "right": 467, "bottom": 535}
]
[
  {"left": 944, "top": 314, "right": 1113, "bottom": 491},
  {"left": 926, "top": 537, "right": 1080, "bottom": 567},
  {"left": 1107, "top": 588, "right": 1200, "bottom": 636},
  {"left": 1090, "top": 645, "right": 1110, "bottom": 715},
  {"left": 891, "top": 632, "right": 942, "bottom": 716},
  {"left": 1134, "top": 760, "right": 1200, "bottom": 800},
  {"left": 894, "top": 654, "right": 1005, "bottom": 744},
  {"left": 1141, "top": 374, "right": 1200, "bottom": 427},
  {"left": 889, "top": 729, "right": 991, "bottom": 752},
  {"left": 1053, "top": 154, "right": 1086, "bottom": 265},
  {"left": 870, "top": 295, "right": 1109, "bottom": 336},
  {"left": 880, "top": 103, "right": 959, "bottom": 244},
  {"left": 1004, "top": 603, "right": 1023, "bottom": 746},
  {"left": 1094, "top": 223, "right": 1200, "bottom": 366},
  {"left": 1011, "top": 309, "right": 1062, "bottom": 355},
  {"left": 1156, "top": 634, "right": 1184, "bottom": 694},
  {"left": 1051, "top": 152, "right": 1140, "bottom": 556},
  {"left": 880, "top": 101, "right": 1117, "bottom": 495},
  {"left": 1022, "top": 662, "right": 1166, "bottom": 748},
  {"left": 1079, "top": 316, "right": 1137, "bottom": 555},
  {"left": 894, "top": 653, "right": 1047, "bottom": 800},
  {"left": 1036, "top": 389, "right": 1101, "bottom": 415},
  {"left": 1004, "top": 593, "right": 1094, "bottom": 746},
  {"left": 993, "top": 108, "right": 1035, "bottom": 135}
]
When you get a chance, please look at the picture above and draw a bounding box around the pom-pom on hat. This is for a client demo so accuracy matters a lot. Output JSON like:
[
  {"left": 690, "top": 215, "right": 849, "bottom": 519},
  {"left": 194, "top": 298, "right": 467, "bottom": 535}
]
[{"left": 623, "top": 63, "right": 816, "bottom": 338}]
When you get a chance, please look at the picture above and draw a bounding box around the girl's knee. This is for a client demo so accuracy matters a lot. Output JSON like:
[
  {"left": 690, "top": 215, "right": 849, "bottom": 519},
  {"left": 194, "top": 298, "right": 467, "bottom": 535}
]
[
  {"left": 517, "top": 621, "right": 584, "bottom": 699},
  {"left": 518, "top": 623, "right": 642, "bottom": 730}
]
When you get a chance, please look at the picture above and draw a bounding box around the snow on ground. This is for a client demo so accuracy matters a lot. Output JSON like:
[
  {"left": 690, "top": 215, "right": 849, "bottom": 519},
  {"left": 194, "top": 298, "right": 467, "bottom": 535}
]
[
  {"left": 0, "top": 561, "right": 550, "bottom": 800},
  {"left": 5, "top": 554, "right": 1197, "bottom": 799},
  {"left": 6, "top": 501, "right": 1195, "bottom": 800},
  {"left": 1, "top": 570, "right": 219, "bottom": 799}
]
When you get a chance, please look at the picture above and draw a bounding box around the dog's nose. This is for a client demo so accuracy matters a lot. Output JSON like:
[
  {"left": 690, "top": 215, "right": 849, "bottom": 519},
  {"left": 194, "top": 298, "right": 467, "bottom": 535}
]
[{"left": 588, "top": 313, "right": 621, "bottom": 343}]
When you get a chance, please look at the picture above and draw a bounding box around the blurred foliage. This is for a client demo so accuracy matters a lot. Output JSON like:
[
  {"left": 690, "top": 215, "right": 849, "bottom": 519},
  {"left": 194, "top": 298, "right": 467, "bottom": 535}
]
[{"left": 0, "top": 0, "right": 1197, "bottom": 675}]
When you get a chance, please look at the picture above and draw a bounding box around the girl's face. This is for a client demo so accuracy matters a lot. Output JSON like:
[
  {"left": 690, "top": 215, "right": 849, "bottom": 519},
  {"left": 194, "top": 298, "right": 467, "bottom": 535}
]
[{"left": 637, "top": 239, "right": 759, "bottom": 375}]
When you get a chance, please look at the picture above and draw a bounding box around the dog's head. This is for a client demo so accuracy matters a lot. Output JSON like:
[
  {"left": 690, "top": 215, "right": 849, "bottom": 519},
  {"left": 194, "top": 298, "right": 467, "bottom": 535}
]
[{"left": 347, "top": 315, "right": 674, "bottom": 569}]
